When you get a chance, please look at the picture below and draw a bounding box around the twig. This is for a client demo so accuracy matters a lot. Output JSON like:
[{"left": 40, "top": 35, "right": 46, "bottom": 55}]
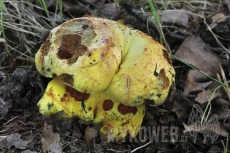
[
  {"left": 0, "top": 115, "right": 20, "bottom": 129},
  {"left": 15, "top": 56, "right": 35, "bottom": 63},
  {"left": 131, "top": 141, "right": 152, "bottom": 153}
]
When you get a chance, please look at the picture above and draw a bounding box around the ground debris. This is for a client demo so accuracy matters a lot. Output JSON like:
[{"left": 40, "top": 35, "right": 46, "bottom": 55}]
[
  {"left": 6, "top": 133, "right": 28, "bottom": 149},
  {"left": 41, "top": 122, "right": 62, "bottom": 153}
]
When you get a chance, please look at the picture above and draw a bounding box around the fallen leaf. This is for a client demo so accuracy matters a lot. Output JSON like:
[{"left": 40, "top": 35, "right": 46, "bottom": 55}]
[
  {"left": 175, "top": 36, "right": 223, "bottom": 76},
  {"left": 195, "top": 89, "right": 220, "bottom": 104},
  {"left": 100, "top": 3, "right": 119, "bottom": 17},
  {"left": 6, "top": 133, "right": 28, "bottom": 149},
  {"left": 159, "top": 10, "right": 199, "bottom": 28},
  {"left": 209, "top": 13, "right": 230, "bottom": 29},
  {"left": 84, "top": 126, "right": 98, "bottom": 142},
  {"left": 183, "top": 69, "right": 212, "bottom": 95},
  {"left": 41, "top": 122, "right": 62, "bottom": 153}
]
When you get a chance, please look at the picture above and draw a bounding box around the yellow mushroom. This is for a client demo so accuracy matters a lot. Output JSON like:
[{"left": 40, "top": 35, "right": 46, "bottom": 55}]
[
  {"left": 35, "top": 17, "right": 175, "bottom": 106},
  {"left": 35, "top": 17, "right": 175, "bottom": 140},
  {"left": 38, "top": 77, "right": 145, "bottom": 140}
]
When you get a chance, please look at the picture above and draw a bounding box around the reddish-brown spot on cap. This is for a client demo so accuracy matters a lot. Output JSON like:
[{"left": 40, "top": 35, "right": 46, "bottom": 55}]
[
  {"left": 88, "top": 107, "right": 92, "bottom": 111},
  {"left": 60, "top": 97, "right": 65, "bottom": 102},
  {"left": 118, "top": 103, "right": 128, "bottom": 115},
  {"left": 40, "top": 39, "right": 51, "bottom": 56},
  {"left": 59, "top": 74, "right": 74, "bottom": 86},
  {"left": 127, "top": 106, "right": 137, "bottom": 115},
  {"left": 57, "top": 34, "right": 82, "bottom": 59},
  {"left": 158, "top": 68, "right": 170, "bottom": 90},
  {"left": 66, "top": 85, "right": 90, "bottom": 101},
  {"left": 118, "top": 103, "right": 138, "bottom": 115},
  {"left": 103, "top": 100, "right": 113, "bottom": 111}
]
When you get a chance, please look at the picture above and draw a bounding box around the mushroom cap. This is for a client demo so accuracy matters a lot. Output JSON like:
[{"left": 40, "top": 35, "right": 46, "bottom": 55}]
[
  {"left": 35, "top": 17, "right": 175, "bottom": 106},
  {"left": 106, "top": 31, "right": 175, "bottom": 106},
  {"left": 37, "top": 77, "right": 145, "bottom": 139},
  {"left": 35, "top": 18, "right": 122, "bottom": 92}
]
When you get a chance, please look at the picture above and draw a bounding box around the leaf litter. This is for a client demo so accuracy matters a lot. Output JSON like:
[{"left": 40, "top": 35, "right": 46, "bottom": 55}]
[
  {"left": 41, "top": 122, "right": 62, "bottom": 153},
  {"left": 175, "top": 36, "right": 224, "bottom": 77}
]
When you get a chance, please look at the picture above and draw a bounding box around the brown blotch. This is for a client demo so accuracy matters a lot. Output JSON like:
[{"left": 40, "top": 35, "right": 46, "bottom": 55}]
[
  {"left": 66, "top": 85, "right": 90, "bottom": 101},
  {"left": 158, "top": 69, "right": 170, "bottom": 90},
  {"left": 162, "top": 49, "right": 172, "bottom": 66},
  {"left": 57, "top": 34, "right": 87, "bottom": 63},
  {"left": 67, "top": 45, "right": 88, "bottom": 64},
  {"left": 127, "top": 106, "right": 137, "bottom": 115},
  {"left": 40, "top": 39, "right": 51, "bottom": 56},
  {"left": 118, "top": 103, "right": 137, "bottom": 115},
  {"left": 88, "top": 107, "right": 92, "bottom": 111},
  {"left": 59, "top": 74, "right": 74, "bottom": 86},
  {"left": 58, "top": 34, "right": 81, "bottom": 59},
  {"left": 46, "top": 87, "right": 54, "bottom": 97},
  {"left": 103, "top": 100, "right": 114, "bottom": 111},
  {"left": 60, "top": 97, "right": 65, "bottom": 102},
  {"left": 82, "top": 24, "right": 89, "bottom": 30}
]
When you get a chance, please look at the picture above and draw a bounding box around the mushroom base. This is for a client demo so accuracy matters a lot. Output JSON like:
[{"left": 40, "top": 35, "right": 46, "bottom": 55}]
[{"left": 37, "top": 77, "right": 145, "bottom": 140}]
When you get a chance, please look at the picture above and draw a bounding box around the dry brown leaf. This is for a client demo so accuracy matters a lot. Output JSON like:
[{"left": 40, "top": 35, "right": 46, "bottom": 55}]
[
  {"left": 175, "top": 36, "right": 223, "bottom": 76},
  {"left": 84, "top": 126, "right": 98, "bottom": 143},
  {"left": 183, "top": 69, "right": 212, "bottom": 95},
  {"left": 159, "top": 10, "right": 199, "bottom": 28},
  {"left": 6, "top": 133, "right": 28, "bottom": 149},
  {"left": 100, "top": 3, "right": 119, "bottom": 17},
  {"left": 195, "top": 89, "right": 220, "bottom": 104},
  {"left": 41, "top": 122, "right": 62, "bottom": 153},
  {"left": 209, "top": 13, "right": 230, "bottom": 29}
]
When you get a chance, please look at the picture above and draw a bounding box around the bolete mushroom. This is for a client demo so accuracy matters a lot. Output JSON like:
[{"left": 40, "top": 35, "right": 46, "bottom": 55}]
[
  {"left": 38, "top": 77, "right": 145, "bottom": 140},
  {"left": 35, "top": 17, "right": 175, "bottom": 139}
]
